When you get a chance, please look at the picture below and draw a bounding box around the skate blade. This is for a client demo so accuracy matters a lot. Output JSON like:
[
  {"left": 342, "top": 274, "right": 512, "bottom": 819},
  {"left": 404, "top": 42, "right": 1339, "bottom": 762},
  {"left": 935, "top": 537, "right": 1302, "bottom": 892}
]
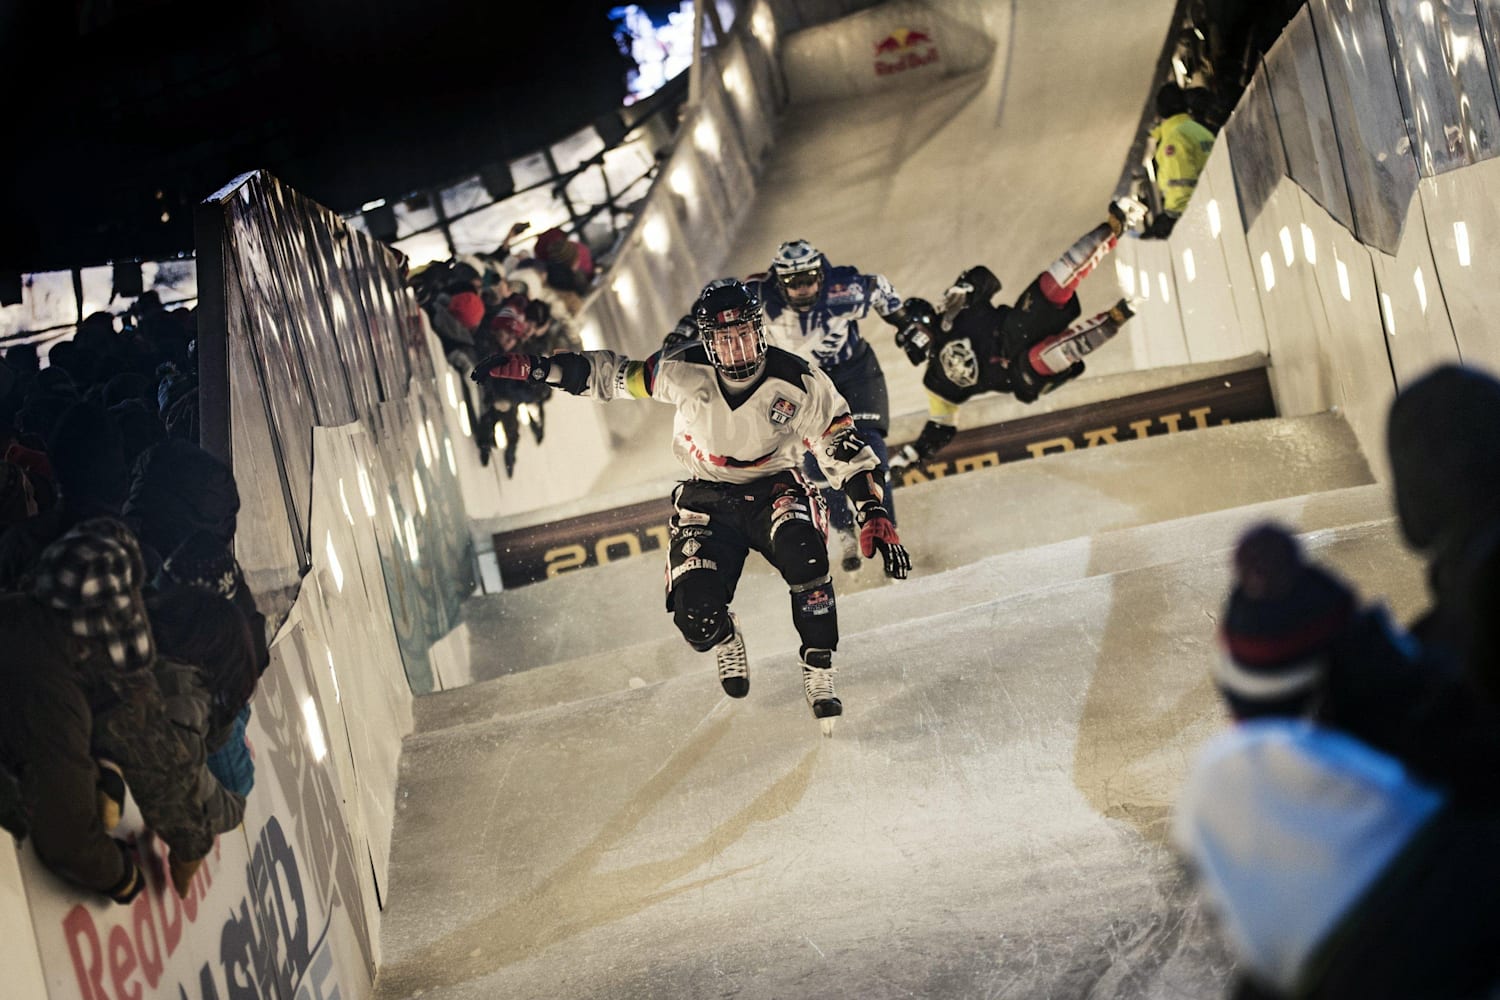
[{"left": 820, "top": 716, "right": 837, "bottom": 737}]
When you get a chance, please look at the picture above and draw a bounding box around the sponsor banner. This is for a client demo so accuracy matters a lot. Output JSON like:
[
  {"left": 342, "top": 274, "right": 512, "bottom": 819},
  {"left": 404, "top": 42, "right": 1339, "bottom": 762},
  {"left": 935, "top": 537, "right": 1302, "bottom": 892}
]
[
  {"left": 894, "top": 366, "right": 1276, "bottom": 485},
  {"left": 23, "top": 614, "right": 374, "bottom": 1000},
  {"left": 495, "top": 497, "right": 676, "bottom": 589},
  {"left": 873, "top": 27, "right": 941, "bottom": 77},
  {"left": 492, "top": 367, "right": 1275, "bottom": 588}
]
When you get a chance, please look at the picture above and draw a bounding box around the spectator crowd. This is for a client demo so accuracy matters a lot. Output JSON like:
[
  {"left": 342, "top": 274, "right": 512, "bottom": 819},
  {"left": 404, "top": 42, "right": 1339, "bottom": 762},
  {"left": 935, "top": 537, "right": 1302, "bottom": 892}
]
[
  {"left": 1, "top": 296, "right": 269, "bottom": 906},
  {"left": 411, "top": 223, "right": 588, "bottom": 478}
]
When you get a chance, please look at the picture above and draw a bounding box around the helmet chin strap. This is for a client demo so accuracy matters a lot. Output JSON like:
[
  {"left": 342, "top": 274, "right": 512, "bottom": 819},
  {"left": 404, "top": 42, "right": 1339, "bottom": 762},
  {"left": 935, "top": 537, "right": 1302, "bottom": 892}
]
[{"left": 717, "top": 357, "right": 766, "bottom": 389}]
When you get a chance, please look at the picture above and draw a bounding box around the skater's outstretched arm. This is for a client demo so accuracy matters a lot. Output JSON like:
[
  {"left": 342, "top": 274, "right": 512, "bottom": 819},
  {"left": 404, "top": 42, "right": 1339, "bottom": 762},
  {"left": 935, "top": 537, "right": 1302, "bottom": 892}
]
[{"left": 471, "top": 348, "right": 684, "bottom": 404}]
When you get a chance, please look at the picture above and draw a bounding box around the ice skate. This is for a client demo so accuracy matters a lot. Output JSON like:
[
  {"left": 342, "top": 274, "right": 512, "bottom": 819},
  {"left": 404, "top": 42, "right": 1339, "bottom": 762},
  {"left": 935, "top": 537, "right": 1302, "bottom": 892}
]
[
  {"left": 714, "top": 613, "right": 750, "bottom": 698},
  {"left": 801, "top": 648, "right": 842, "bottom": 736},
  {"left": 1109, "top": 195, "right": 1148, "bottom": 235},
  {"left": 835, "top": 526, "right": 862, "bottom": 573}
]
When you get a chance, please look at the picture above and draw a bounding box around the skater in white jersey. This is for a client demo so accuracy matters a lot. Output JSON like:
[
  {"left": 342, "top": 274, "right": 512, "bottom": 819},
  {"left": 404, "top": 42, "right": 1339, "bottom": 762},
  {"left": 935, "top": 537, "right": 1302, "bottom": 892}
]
[{"left": 471, "top": 278, "right": 911, "bottom": 734}]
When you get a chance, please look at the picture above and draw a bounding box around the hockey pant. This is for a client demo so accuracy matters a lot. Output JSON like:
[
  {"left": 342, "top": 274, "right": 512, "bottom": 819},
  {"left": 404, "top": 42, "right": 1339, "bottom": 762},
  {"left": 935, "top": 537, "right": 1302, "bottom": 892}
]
[
  {"left": 1000, "top": 223, "right": 1124, "bottom": 403},
  {"left": 1027, "top": 306, "right": 1127, "bottom": 376},
  {"left": 1037, "top": 222, "right": 1118, "bottom": 306},
  {"left": 665, "top": 472, "right": 839, "bottom": 656},
  {"left": 801, "top": 345, "right": 896, "bottom": 529}
]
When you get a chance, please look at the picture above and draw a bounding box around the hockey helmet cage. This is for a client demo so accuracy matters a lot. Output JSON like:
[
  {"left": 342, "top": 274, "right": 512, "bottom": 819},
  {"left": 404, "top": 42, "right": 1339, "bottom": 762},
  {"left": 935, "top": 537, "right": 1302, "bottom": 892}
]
[
  {"left": 771, "top": 239, "right": 825, "bottom": 309},
  {"left": 693, "top": 278, "right": 767, "bottom": 380}
]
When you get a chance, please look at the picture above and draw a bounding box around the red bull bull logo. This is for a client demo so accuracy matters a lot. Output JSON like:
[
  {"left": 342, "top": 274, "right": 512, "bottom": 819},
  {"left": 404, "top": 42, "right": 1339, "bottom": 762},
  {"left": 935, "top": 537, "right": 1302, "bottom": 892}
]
[{"left": 873, "top": 27, "right": 940, "bottom": 76}]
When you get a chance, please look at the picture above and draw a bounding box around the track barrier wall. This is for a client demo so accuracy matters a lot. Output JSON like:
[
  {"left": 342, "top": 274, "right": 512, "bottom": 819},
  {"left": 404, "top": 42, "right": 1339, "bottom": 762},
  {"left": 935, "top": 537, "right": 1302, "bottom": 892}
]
[
  {"left": 7, "top": 1, "right": 1497, "bottom": 996},
  {"left": 1113, "top": 0, "right": 1500, "bottom": 484}
]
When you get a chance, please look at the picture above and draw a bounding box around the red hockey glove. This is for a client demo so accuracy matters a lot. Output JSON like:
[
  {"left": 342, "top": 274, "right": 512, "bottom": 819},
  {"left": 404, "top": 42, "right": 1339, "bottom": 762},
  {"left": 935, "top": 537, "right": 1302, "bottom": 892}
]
[
  {"left": 470, "top": 353, "right": 549, "bottom": 385},
  {"left": 856, "top": 504, "right": 910, "bottom": 579}
]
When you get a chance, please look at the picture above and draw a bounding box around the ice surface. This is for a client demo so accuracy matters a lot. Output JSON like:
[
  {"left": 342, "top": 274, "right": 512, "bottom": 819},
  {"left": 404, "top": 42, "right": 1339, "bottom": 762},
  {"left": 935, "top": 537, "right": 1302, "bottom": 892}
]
[{"left": 371, "top": 2, "right": 1426, "bottom": 997}]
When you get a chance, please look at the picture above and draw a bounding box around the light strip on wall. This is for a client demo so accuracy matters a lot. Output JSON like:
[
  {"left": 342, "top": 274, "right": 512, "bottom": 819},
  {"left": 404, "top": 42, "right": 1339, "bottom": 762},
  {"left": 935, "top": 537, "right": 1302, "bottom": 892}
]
[
  {"left": 302, "top": 697, "right": 328, "bottom": 762},
  {"left": 325, "top": 531, "right": 344, "bottom": 593}
]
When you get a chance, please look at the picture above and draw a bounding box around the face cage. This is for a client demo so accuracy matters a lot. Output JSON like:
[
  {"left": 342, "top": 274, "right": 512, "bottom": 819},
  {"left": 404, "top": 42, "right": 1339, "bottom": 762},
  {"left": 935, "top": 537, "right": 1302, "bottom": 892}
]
[
  {"left": 702, "top": 319, "right": 767, "bottom": 380},
  {"left": 777, "top": 265, "right": 823, "bottom": 308}
]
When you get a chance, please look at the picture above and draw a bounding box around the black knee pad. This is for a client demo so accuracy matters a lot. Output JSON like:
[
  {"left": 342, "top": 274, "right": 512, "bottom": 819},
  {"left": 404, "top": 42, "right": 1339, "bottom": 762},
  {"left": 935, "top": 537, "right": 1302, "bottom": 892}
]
[
  {"left": 673, "top": 598, "right": 732, "bottom": 652},
  {"left": 771, "top": 518, "right": 830, "bottom": 585}
]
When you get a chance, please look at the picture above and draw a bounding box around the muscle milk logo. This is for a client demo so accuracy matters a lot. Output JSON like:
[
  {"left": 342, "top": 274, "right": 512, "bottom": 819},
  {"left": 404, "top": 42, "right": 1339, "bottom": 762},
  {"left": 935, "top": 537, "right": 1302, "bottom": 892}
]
[{"left": 873, "top": 27, "right": 940, "bottom": 77}]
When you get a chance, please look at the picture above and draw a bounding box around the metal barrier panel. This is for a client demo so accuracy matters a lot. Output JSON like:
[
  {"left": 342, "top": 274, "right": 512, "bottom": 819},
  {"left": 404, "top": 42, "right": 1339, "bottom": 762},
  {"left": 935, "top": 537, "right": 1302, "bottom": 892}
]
[
  {"left": 1384, "top": 0, "right": 1500, "bottom": 175},
  {"left": 1224, "top": 69, "right": 1289, "bottom": 236},
  {"left": 198, "top": 170, "right": 469, "bottom": 686},
  {"left": 1308, "top": 0, "right": 1421, "bottom": 252},
  {"left": 1263, "top": 10, "right": 1356, "bottom": 232}
]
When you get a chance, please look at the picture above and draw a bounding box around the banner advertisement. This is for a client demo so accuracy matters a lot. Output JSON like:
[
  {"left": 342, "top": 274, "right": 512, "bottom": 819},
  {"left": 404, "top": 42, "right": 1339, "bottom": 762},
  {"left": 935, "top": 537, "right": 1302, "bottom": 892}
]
[
  {"left": 491, "top": 366, "right": 1276, "bottom": 587},
  {"left": 21, "top": 615, "right": 374, "bottom": 1000}
]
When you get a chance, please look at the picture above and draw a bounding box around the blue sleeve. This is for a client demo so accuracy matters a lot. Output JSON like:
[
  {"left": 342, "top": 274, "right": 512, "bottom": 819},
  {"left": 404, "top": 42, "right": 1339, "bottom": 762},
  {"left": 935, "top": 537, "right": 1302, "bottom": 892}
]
[{"left": 206, "top": 705, "right": 255, "bottom": 797}]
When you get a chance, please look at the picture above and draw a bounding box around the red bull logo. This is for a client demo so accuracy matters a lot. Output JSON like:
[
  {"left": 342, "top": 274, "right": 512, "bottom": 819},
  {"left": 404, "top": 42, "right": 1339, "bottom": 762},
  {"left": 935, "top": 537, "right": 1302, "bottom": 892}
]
[{"left": 873, "top": 27, "right": 940, "bottom": 76}]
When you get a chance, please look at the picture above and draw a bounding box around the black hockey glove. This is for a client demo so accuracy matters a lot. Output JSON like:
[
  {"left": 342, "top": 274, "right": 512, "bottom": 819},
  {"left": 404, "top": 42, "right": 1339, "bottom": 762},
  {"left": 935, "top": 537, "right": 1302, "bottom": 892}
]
[
  {"left": 97, "top": 758, "right": 126, "bottom": 831},
  {"left": 856, "top": 503, "right": 910, "bottom": 579},
  {"left": 107, "top": 839, "right": 147, "bottom": 905},
  {"left": 1145, "top": 212, "right": 1178, "bottom": 239},
  {"left": 890, "top": 421, "right": 958, "bottom": 471},
  {"left": 894, "top": 323, "right": 931, "bottom": 366},
  {"left": 471, "top": 352, "right": 550, "bottom": 385}
]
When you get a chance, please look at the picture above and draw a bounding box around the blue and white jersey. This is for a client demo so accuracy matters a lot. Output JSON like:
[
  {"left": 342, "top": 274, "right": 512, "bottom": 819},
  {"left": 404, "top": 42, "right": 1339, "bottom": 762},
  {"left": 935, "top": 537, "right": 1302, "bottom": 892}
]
[{"left": 751, "top": 260, "right": 902, "bottom": 370}]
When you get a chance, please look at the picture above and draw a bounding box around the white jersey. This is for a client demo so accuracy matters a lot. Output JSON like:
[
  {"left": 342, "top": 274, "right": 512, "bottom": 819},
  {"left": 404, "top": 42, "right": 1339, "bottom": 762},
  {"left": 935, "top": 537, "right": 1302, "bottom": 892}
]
[{"left": 576, "top": 344, "right": 881, "bottom": 487}]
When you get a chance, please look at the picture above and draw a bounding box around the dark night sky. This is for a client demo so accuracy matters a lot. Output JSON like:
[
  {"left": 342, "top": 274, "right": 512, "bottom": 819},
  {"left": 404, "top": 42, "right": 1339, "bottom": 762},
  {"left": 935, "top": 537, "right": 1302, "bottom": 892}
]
[{"left": 0, "top": 0, "right": 640, "bottom": 273}]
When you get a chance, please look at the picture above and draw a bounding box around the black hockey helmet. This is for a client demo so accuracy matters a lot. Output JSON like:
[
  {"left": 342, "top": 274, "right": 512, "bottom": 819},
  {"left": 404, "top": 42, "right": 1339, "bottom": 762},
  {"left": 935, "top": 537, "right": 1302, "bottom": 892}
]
[
  {"left": 692, "top": 278, "right": 767, "bottom": 381},
  {"left": 901, "top": 296, "right": 936, "bottom": 330}
]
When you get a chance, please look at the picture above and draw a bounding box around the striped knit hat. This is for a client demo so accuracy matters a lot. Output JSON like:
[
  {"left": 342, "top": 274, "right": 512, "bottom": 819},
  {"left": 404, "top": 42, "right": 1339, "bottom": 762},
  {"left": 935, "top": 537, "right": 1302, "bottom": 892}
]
[
  {"left": 31, "top": 517, "right": 155, "bottom": 672},
  {"left": 1215, "top": 523, "right": 1355, "bottom": 719}
]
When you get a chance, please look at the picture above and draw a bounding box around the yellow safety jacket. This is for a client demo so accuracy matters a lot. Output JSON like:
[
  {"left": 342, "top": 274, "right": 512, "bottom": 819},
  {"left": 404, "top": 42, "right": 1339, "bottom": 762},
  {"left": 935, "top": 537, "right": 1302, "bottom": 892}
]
[{"left": 1150, "top": 113, "right": 1216, "bottom": 216}]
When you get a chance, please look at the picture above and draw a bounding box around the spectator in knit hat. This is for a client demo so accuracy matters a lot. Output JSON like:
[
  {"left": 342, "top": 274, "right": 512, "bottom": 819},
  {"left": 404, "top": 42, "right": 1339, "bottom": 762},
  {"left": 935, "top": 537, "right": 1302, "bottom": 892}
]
[
  {"left": 0, "top": 400, "right": 129, "bottom": 590},
  {"left": 147, "top": 585, "right": 259, "bottom": 800},
  {"left": 533, "top": 226, "right": 595, "bottom": 304},
  {"left": 0, "top": 459, "right": 37, "bottom": 530},
  {"left": 123, "top": 438, "right": 240, "bottom": 576},
  {"left": 1, "top": 519, "right": 242, "bottom": 901},
  {"left": 446, "top": 290, "right": 486, "bottom": 337},
  {"left": 1212, "top": 522, "right": 1500, "bottom": 801},
  {"left": 158, "top": 528, "right": 269, "bottom": 678},
  {"left": 109, "top": 397, "right": 166, "bottom": 466},
  {"left": 1175, "top": 523, "right": 1500, "bottom": 1000}
]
